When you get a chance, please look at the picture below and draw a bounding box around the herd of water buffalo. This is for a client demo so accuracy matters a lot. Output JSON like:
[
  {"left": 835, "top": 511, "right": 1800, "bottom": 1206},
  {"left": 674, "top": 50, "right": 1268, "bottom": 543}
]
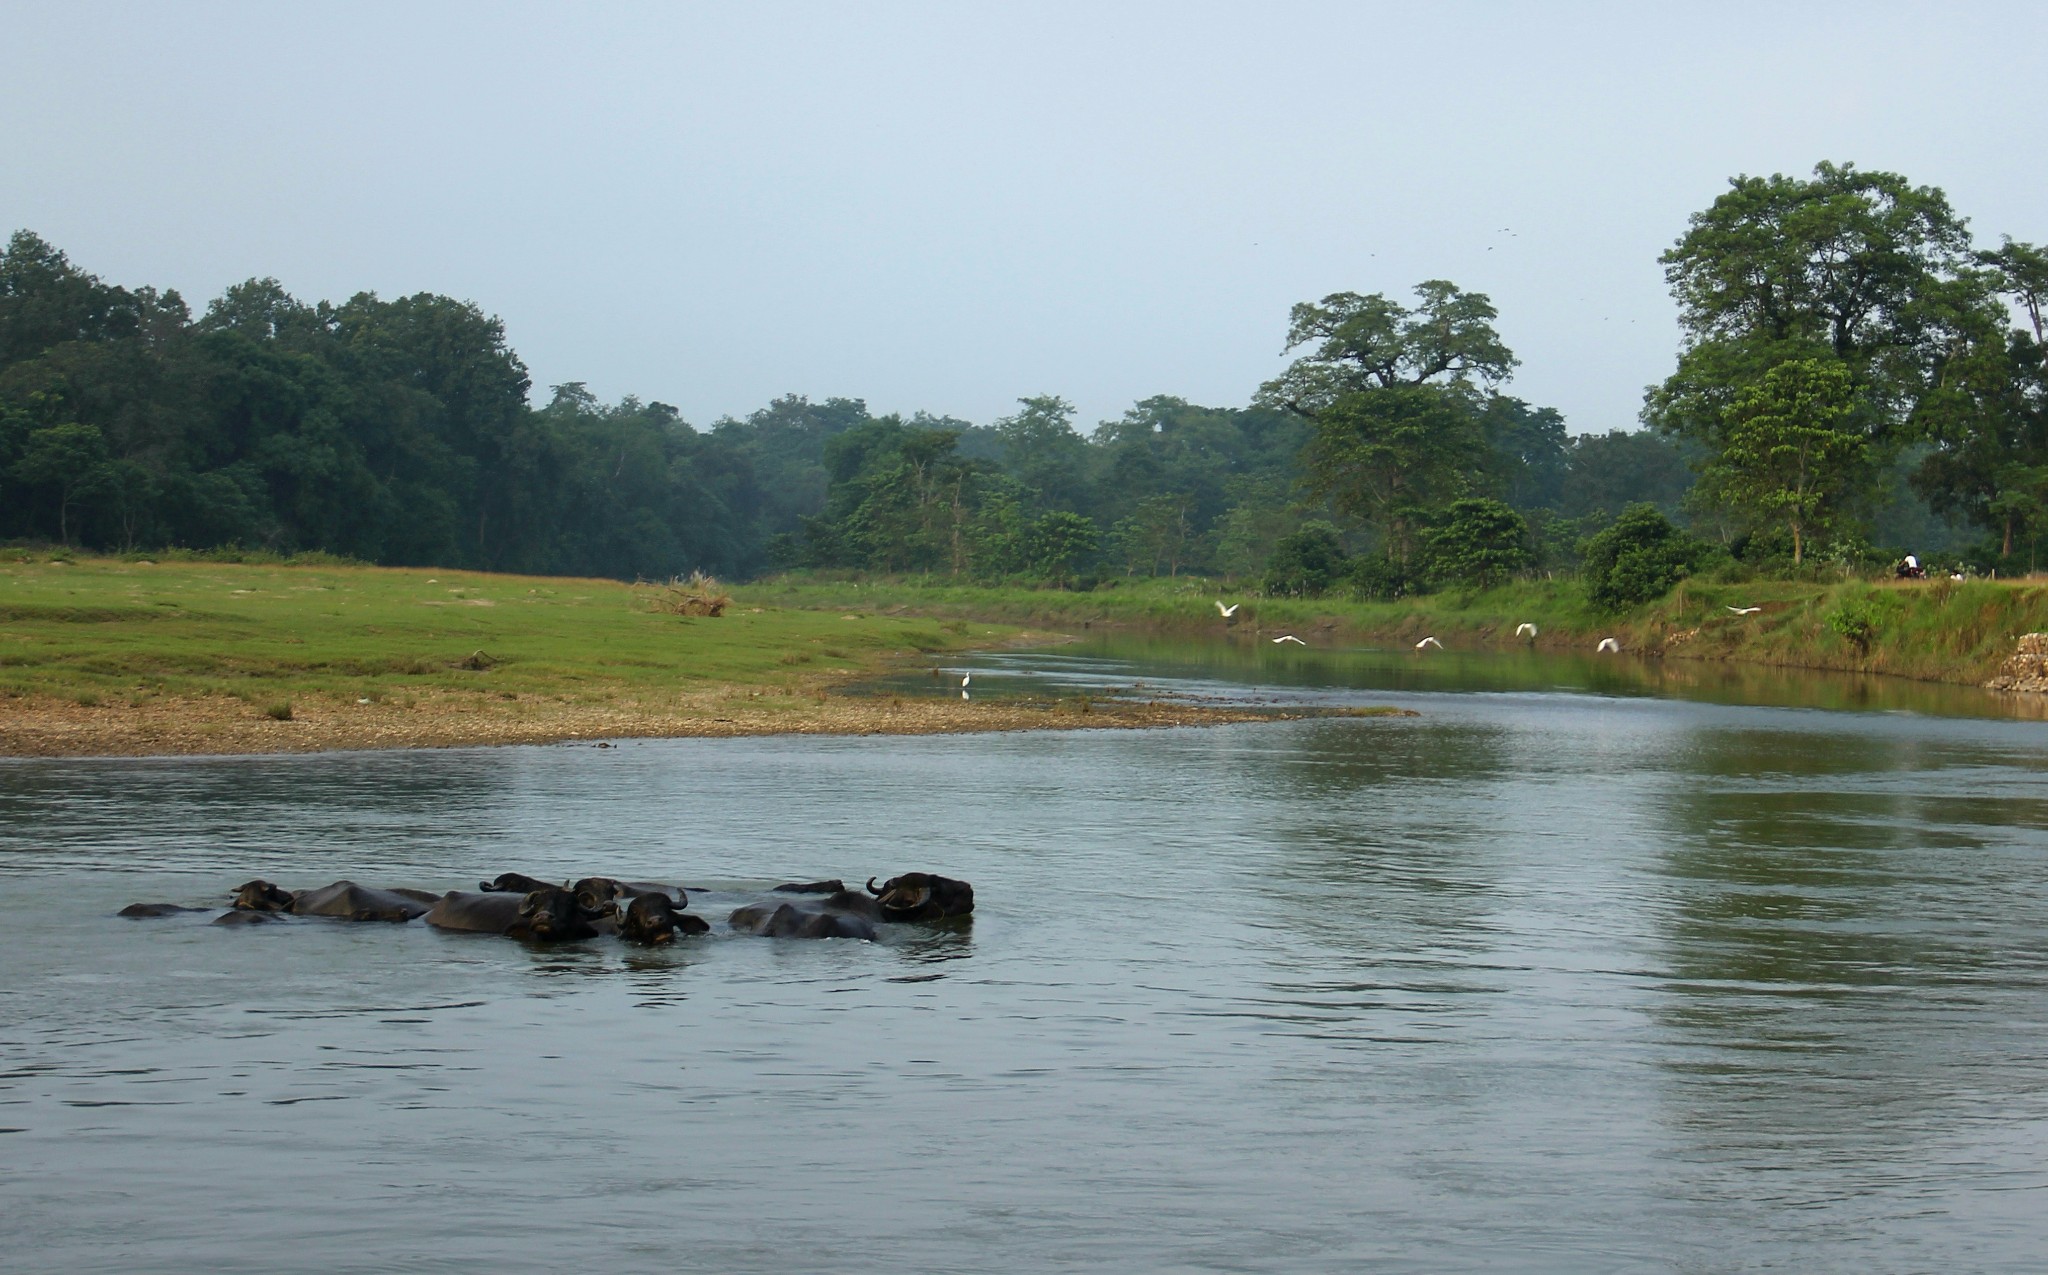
[{"left": 117, "top": 872, "right": 974, "bottom": 944}]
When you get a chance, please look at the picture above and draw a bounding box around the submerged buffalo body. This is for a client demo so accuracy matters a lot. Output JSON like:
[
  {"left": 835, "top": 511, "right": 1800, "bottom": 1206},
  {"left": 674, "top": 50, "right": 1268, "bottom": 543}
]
[
  {"left": 290, "top": 882, "right": 435, "bottom": 921},
  {"left": 866, "top": 873, "right": 974, "bottom": 922},
  {"left": 728, "top": 900, "right": 878, "bottom": 941},
  {"left": 425, "top": 891, "right": 527, "bottom": 934},
  {"left": 729, "top": 889, "right": 883, "bottom": 940},
  {"left": 117, "top": 902, "right": 209, "bottom": 918}
]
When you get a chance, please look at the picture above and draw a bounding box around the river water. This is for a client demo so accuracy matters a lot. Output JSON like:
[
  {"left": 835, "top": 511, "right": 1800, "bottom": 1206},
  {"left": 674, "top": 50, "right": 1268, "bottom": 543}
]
[{"left": 3, "top": 642, "right": 2046, "bottom": 1273}]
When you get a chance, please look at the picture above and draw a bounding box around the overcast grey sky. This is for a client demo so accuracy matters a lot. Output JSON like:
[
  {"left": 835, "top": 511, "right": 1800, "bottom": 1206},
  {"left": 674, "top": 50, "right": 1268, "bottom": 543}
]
[{"left": 4, "top": 2, "right": 2043, "bottom": 434}]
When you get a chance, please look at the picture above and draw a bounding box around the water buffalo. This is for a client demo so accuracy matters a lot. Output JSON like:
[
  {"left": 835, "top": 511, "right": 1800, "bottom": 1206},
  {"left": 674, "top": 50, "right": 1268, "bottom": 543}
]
[
  {"left": 507, "top": 886, "right": 599, "bottom": 942},
  {"left": 866, "top": 873, "right": 975, "bottom": 922},
  {"left": 479, "top": 872, "right": 558, "bottom": 894},
  {"left": 228, "top": 879, "right": 433, "bottom": 921},
  {"left": 425, "top": 887, "right": 598, "bottom": 941},
  {"left": 231, "top": 879, "right": 296, "bottom": 911},
  {"left": 571, "top": 877, "right": 687, "bottom": 916},
  {"left": 619, "top": 892, "right": 709, "bottom": 944},
  {"left": 773, "top": 879, "right": 847, "bottom": 894}
]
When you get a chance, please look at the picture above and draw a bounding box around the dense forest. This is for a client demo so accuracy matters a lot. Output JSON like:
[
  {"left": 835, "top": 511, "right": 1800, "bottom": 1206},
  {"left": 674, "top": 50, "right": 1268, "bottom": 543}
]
[{"left": 4, "top": 161, "right": 2041, "bottom": 598}]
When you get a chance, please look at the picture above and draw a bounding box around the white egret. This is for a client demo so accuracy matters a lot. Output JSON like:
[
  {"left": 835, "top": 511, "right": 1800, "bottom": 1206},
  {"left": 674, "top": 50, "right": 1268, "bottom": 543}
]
[
  {"left": 1272, "top": 635, "right": 1306, "bottom": 645},
  {"left": 1415, "top": 636, "right": 1443, "bottom": 650},
  {"left": 1597, "top": 637, "right": 1620, "bottom": 653},
  {"left": 1215, "top": 601, "right": 1240, "bottom": 618},
  {"left": 1514, "top": 622, "right": 1537, "bottom": 638},
  {"left": 1725, "top": 605, "right": 1762, "bottom": 615}
]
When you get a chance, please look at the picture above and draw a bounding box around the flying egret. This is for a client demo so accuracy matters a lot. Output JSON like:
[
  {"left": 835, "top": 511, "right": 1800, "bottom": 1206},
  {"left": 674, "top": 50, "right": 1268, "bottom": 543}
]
[
  {"left": 1215, "top": 601, "right": 1240, "bottom": 618},
  {"left": 1597, "top": 637, "right": 1620, "bottom": 653},
  {"left": 1514, "top": 622, "right": 1537, "bottom": 638},
  {"left": 1725, "top": 605, "right": 1762, "bottom": 615},
  {"left": 1415, "top": 636, "right": 1443, "bottom": 650},
  {"left": 1272, "top": 635, "right": 1306, "bottom": 645}
]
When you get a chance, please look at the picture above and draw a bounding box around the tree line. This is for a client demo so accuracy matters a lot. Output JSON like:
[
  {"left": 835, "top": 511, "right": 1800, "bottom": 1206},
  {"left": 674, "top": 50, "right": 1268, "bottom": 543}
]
[
  {"left": 0, "top": 228, "right": 1684, "bottom": 586},
  {"left": 6, "top": 161, "right": 2035, "bottom": 598}
]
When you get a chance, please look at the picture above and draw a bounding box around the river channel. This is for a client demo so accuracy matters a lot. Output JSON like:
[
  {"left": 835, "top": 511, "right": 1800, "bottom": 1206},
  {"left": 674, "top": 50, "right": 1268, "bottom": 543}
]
[{"left": 3, "top": 641, "right": 2045, "bottom": 1273}]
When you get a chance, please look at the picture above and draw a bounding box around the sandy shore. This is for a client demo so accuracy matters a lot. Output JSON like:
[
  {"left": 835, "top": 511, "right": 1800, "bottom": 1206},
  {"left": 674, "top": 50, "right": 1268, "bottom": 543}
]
[{"left": 0, "top": 686, "right": 1413, "bottom": 758}]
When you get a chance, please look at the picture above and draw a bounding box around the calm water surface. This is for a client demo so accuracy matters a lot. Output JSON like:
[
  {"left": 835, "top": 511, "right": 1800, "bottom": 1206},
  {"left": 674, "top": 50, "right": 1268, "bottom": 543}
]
[{"left": 3, "top": 642, "right": 2046, "bottom": 1273}]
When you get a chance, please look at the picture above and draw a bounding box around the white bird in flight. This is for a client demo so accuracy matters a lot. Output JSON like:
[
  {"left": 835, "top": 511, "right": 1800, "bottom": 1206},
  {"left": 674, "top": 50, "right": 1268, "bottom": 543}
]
[
  {"left": 1272, "top": 635, "right": 1306, "bottom": 645},
  {"left": 1215, "top": 601, "right": 1239, "bottom": 618},
  {"left": 1514, "top": 622, "right": 1537, "bottom": 638},
  {"left": 1415, "top": 636, "right": 1442, "bottom": 650},
  {"left": 1725, "top": 605, "right": 1762, "bottom": 615},
  {"left": 1597, "top": 637, "right": 1620, "bottom": 653}
]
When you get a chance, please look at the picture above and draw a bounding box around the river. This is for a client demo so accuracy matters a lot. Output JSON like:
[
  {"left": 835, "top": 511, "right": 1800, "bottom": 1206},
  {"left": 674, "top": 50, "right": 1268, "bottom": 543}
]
[{"left": 3, "top": 641, "right": 2045, "bottom": 1273}]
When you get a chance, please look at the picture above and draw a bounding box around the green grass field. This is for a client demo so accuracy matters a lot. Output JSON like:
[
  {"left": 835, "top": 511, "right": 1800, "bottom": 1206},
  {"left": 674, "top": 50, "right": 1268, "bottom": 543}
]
[{"left": 0, "top": 553, "right": 1002, "bottom": 710}]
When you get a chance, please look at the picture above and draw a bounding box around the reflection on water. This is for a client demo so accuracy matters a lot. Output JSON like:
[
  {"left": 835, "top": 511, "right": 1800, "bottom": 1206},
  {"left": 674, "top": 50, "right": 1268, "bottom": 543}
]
[{"left": 2, "top": 647, "right": 2046, "bottom": 1272}]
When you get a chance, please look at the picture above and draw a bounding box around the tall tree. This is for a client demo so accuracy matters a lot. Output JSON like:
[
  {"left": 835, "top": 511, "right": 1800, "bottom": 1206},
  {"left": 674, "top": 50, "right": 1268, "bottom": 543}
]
[
  {"left": 993, "top": 394, "right": 1090, "bottom": 512},
  {"left": 1700, "top": 357, "right": 1864, "bottom": 562},
  {"left": 1258, "top": 281, "right": 1515, "bottom": 570},
  {"left": 1648, "top": 162, "right": 1990, "bottom": 473},
  {"left": 1913, "top": 240, "right": 2048, "bottom": 560}
]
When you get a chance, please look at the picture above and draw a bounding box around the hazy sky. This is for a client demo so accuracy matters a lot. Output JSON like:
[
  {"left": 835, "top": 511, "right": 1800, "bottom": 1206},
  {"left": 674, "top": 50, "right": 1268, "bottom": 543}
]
[{"left": 5, "top": 2, "right": 2044, "bottom": 435}]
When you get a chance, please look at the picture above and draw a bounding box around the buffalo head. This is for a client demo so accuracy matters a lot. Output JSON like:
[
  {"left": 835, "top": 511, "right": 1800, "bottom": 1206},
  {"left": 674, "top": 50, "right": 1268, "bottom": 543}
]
[
  {"left": 619, "top": 892, "right": 709, "bottom": 945},
  {"left": 480, "top": 872, "right": 557, "bottom": 894},
  {"left": 571, "top": 877, "right": 627, "bottom": 917},
  {"left": 865, "top": 872, "right": 974, "bottom": 922}
]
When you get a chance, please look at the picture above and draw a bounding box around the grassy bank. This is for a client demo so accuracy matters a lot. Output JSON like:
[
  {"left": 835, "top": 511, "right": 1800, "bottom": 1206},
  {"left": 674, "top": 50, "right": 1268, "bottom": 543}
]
[
  {"left": 0, "top": 554, "right": 1005, "bottom": 754},
  {"left": 742, "top": 572, "right": 2048, "bottom": 687},
  {"left": 0, "top": 553, "right": 1410, "bottom": 756}
]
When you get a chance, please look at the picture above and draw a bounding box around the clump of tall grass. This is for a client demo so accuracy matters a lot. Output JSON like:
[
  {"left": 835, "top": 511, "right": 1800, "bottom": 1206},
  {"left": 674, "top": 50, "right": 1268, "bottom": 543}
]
[{"left": 647, "top": 571, "right": 731, "bottom": 617}]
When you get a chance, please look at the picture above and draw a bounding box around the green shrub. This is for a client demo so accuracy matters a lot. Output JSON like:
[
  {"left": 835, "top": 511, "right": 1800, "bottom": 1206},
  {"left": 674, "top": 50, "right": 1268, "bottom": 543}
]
[
  {"left": 1425, "top": 498, "right": 1533, "bottom": 588},
  {"left": 1347, "top": 549, "right": 1420, "bottom": 601},
  {"left": 1263, "top": 522, "right": 1348, "bottom": 598},
  {"left": 1580, "top": 504, "right": 1718, "bottom": 611}
]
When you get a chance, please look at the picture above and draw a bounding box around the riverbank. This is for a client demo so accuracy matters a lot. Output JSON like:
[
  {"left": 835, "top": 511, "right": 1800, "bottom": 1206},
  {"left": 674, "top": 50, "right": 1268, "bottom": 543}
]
[
  {"left": 743, "top": 573, "right": 2048, "bottom": 688},
  {"left": 0, "top": 554, "right": 1407, "bottom": 757}
]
